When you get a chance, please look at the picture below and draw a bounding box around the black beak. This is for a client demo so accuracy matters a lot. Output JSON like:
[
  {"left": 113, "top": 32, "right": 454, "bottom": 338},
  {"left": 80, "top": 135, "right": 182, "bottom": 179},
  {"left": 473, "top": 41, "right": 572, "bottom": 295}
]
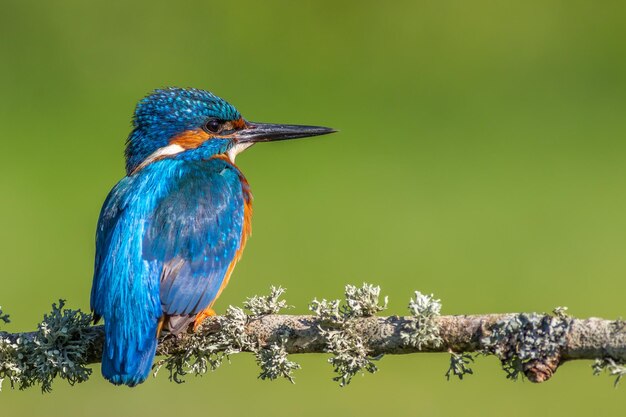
[{"left": 236, "top": 121, "right": 336, "bottom": 144}]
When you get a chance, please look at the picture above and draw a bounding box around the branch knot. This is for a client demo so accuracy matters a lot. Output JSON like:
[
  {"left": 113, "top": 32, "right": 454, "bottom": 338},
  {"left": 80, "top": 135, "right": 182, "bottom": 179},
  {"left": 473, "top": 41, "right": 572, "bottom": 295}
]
[{"left": 481, "top": 311, "right": 572, "bottom": 382}]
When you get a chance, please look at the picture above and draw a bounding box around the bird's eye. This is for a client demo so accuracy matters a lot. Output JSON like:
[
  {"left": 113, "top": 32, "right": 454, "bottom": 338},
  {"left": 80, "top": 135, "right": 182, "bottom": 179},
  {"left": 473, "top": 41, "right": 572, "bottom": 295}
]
[{"left": 205, "top": 119, "right": 223, "bottom": 133}]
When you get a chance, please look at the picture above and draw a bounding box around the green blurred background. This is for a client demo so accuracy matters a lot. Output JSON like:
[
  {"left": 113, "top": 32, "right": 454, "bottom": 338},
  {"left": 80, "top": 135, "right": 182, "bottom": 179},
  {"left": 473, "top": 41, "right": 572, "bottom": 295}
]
[{"left": 1, "top": 0, "right": 625, "bottom": 415}]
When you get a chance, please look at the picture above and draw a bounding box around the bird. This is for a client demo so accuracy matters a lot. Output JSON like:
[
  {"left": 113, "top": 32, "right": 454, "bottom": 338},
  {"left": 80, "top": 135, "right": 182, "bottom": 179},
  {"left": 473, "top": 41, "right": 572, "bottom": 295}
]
[{"left": 90, "top": 87, "right": 335, "bottom": 386}]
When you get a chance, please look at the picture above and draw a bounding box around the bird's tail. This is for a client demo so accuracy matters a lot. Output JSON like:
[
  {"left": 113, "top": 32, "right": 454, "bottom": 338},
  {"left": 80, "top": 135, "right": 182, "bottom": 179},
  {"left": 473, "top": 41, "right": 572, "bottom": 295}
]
[{"left": 101, "top": 318, "right": 158, "bottom": 387}]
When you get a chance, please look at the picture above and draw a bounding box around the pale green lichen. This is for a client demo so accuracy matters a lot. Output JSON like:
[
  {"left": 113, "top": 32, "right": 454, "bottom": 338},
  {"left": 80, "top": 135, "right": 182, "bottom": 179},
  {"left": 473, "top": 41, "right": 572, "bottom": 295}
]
[
  {"left": 593, "top": 357, "right": 626, "bottom": 387},
  {"left": 343, "top": 283, "right": 388, "bottom": 318},
  {"left": 310, "top": 283, "right": 386, "bottom": 386},
  {"left": 321, "top": 324, "right": 380, "bottom": 387},
  {"left": 155, "top": 288, "right": 301, "bottom": 384},
  {"left": 482, "top": 311, "right": 571, "bottom": 381},
  {"left": 0, "top": 330, "right": 19, "bottom": 392},
  {"left": 552, "top": 306, "right": 570, "bottom": 319},
  {"left": 154, "top": 305, "right": 253, "bottom": 383},
  {"left": 446, "top": 352, "right": 474, "bottom": 380},
  {"left": 0, "top": 300, "right": 98, "bottom": 392},
  {"left": 256, "top": 333, "right": 300, "bottom": 383},
  {"left": 244, "top": 286, "right": 290, "bottom": 316},
  {"left": 219, "top": 306, "right": 255, "bottom": 353},
  {"left": 408, "top": 291, "right": 442, "bottom": 318},
  {"left": 309, "top": 298, "right": 342, "bottom": 323},
  {"left": 401, "top": 291, "right": 443, "bottom": 349},
  {"left": 310, "top": 283, "right": 388, "bottom": 323},
  {"left": 153, "top": 329, "right": 225, "bottom": 383}
]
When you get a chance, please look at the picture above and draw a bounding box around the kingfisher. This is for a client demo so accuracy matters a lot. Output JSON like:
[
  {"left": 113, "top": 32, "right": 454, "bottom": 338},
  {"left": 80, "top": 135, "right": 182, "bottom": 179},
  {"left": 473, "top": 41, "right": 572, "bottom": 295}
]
[{"left": 90, "top": 87, "right": 334, "bottom": 386}]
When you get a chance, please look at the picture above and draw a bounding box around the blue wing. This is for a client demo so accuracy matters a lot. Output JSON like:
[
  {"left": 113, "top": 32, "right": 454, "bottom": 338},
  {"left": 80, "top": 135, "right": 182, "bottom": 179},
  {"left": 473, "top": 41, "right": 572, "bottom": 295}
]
[
  {"left": 144, "top": 157, "right": 246, "bottom": 319},
  {"left": 91, "top": 162, "right": 172, "bottom": 385},
  {"left": 90, "top": 157, "right": 246, "bottom": 384}
]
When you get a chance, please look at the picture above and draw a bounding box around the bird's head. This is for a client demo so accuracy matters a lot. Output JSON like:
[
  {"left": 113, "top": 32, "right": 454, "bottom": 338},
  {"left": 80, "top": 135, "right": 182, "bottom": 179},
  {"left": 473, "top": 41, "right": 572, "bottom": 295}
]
[{"left": 125, "top": 88, "right": 335, "bottom": 174}]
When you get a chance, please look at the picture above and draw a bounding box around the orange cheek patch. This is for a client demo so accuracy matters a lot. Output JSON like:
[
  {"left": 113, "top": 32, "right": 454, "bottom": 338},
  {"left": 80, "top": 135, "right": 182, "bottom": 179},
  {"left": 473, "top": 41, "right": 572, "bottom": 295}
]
[{"left": 170, "top": 128, "right": 211, "bottom": 149}]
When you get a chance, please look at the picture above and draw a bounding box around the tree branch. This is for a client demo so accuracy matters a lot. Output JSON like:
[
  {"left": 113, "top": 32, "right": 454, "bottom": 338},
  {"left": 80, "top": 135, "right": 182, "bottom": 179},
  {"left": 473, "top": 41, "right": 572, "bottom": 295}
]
[
  {"left": 1, "top": 285, "right": 625, "bottom": 391},
  {"left": 6, "top": 314, "right": 624, "bottom": 362}
]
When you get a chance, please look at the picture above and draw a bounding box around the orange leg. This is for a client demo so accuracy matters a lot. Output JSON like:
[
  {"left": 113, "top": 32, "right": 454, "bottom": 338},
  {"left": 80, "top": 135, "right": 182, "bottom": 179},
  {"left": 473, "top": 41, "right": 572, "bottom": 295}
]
[
  {"left": 193, "top": 306, "right": 217, "bottom": 331},
  {"left": 156, "top": 316, "right": 165, "bottom": 336}
]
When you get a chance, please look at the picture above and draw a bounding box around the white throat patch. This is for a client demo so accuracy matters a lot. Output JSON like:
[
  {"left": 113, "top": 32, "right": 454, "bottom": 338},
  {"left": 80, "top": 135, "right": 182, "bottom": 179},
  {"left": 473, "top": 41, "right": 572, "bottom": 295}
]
[
  {"left": 227, "top": 142, "right": 254, "bottom": 162},
  {"left": 133, "top": 141, "right": 253, "bottom": 174}
]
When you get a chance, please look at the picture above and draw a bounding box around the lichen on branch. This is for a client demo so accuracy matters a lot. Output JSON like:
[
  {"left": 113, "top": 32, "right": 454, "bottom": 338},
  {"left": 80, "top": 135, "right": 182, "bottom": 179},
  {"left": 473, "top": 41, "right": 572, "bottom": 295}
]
[
  {"left": 593, "top": 357, "right": 626, "bottom": 387},
  {"left": 400, "top": 291, "right": 443, "bottom": 350},
  {"left": 155, "top": 286, "right": 299, "bottom": 384},
  {"left": 0, "top": 300, "right": 98, "bottom": 392},
  {"left": 1, "top": 284, "right": 626, "bottom": 393},
  {"left": 244, "top": 286, "right": 290, "bottom": 316},
  {"left": 310, "top": 283, "right": 389, "bottom": 386},
  {"left": 481, "top": 310, "right": 572, "bottom": 382}
]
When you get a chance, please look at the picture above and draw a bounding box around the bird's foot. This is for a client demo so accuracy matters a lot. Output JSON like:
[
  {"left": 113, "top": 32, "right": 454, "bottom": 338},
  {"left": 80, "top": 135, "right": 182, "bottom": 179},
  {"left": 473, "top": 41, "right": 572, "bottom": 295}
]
[{"left": 193, "top": 307, "right": 216, "bottom": 331}]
